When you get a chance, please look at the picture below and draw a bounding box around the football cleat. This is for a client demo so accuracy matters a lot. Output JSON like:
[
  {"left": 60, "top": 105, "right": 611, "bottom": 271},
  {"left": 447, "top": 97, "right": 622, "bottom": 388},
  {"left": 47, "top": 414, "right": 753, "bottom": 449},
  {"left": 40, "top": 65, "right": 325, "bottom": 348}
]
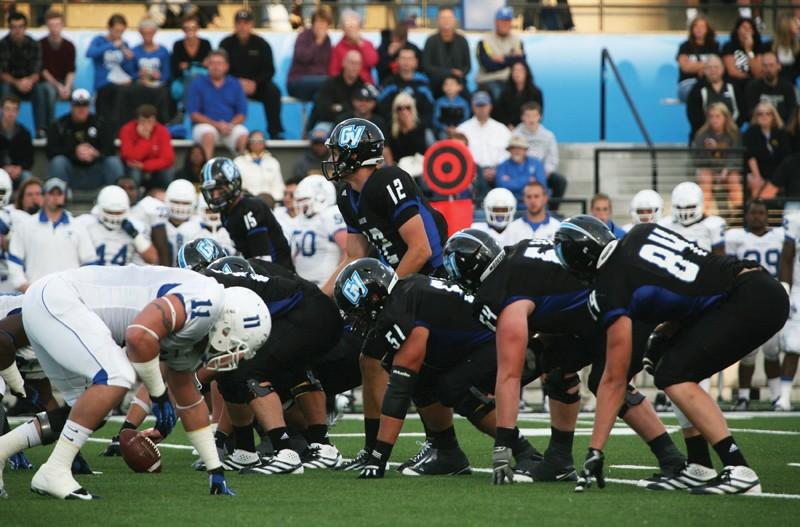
[
  {"left": 221, "top": 449, "right": 261, "bottom": 471},
  {"left": 396, "top": 440, "right": 432, "bottom": 472},
  {"left": 71, "top": 452, "right": 94, "bottom": 475},
  {"left": 401, "top": 447, "right": 472, "bottom": 476},
  {"left": 653, "top": 392, "right": 672, "bottom": 411},
  {"left": 641, "top": 463, "right": 717, "bottom": 490},
  {"left": 0, "top": 464, "right": 6, "bottom": 498},
  {"left": 239, "top": 449, "right": 303, "bottom": 475},
  {"left": 690, "top": 465, "right": 762, "bottom": 495},
  {"left": 733, "top": 398, "right": 749, "bottom": 411},
  {"left": 8, "top": 452, "right": 34, "bottom": 470},
  {"left": 100, "top": 436, "right": 122, "bottom": 457},
  {"left": 514, "top": 453, "right": 577, "bottom": 483},
  {"left": 773, "top": 396, "right": 791, "bottom": 411},
  {"left": 0, "top": 487, "right": 6, "bottom": 499},
  {"left": 301, "top": 443, "right": 342, "bottom": 469},
  {"left": 335, "top": 449, "right": 370, "bottom": 471},
  {"left": 30, "top": 463, "right": 95, "bottom": 500}
]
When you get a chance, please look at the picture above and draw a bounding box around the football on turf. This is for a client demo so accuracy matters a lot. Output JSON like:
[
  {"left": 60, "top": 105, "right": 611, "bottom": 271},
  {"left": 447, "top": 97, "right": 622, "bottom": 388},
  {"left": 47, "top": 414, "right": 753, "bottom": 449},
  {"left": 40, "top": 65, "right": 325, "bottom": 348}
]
[{"left": 119, "top": 429, "right": 162, "bottom": 473}]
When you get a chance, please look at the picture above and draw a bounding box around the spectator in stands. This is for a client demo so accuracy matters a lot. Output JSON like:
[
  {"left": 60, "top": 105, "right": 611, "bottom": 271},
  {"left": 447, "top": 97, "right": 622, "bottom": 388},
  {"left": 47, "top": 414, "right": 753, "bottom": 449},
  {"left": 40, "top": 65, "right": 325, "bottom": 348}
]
[
  {"left": 38, "top": 9, "right": 75, "bottom": 137},
  {"left": 329, "top": 10, "right": 378, "bottom": 85},
  {"left": 687, "top": 55, "right": 739, "bottom": 139},
  {"left": 501, "top": 180, "right": 561, "bottom": 245},
  {"left": 170, "top": 13, "right": 211, "bottom": 116},
  {"left": 456, "top": 91, "right": 511, "bottom": 197},
  {"left": 492, "top": 62, "right": 544, "bottom": 129},
  {"left": 494, "top": 135, "right": 547, "bottom": 202},
  {"left": 188, "top": 49, "right": 249, "bottom": 159},
  {"left": 119, "top": 103, "right": 175, "bottom": 190},
  {"left": 745, "top": 101, "right": 792, "bottom": 199},
  {"left": 220, "top": 9, "right": 284, "bottom": 139},
  {"left": 475, "top": 7, "right": 525, "bottom": 102},
  {"left": 771, "top": 13, "right": 800, "bottom": 85},
  {"left": 432, "top": 74, "right": 470, "bottom": 139},
  {"left": 422, "top": 6, "right": 471, "bottom": 97},
  {"left": 590, "top": 193, "right": 626, "bottom": 238},
  {"left": 512, "top": 102, "right": 567, "bottom": 209},
  {"left": 337, "top": 84, "right": 389, "bottom": 137},
  {"left": 384, "top": 92, "right": 433, "bottom": 167},
  {"left": 234, "top": 130, "right": 285, "bottom": 202},
  {"left": 176, "top": 143, "right": 206, "bottom": 186},
  {"left": 46, "top": 88, "right": 124, "bottom": 190},
  {"left": 378, "top": 46, "right": 434, "bottom": 127},
  {"left": 692, "top": 102, "right": 743, "bottom": 212},
  {"left": 313, "top": 50, "right": 364, "bottom": 125},
  {"left": 0, "top": 95, "right": 32, "bottom": 186},
  {"left": 287, "top": 6, "right": 333, "bottom": 102},
  {"left": 86, "top": 14, "right": 136, "bottom": 132},
  {"left": 118, "top": 17, "right": 171, "bottom": 125},
  {"left": 722, "top": 17, "right": 764, "bottom": 110},
  {"left": 0, "top": 12, "right": 47, "bottom": 138},
  {"left": 745, "top": 51, "right": 797, "bottom": 124},
  {"left": 293, "top": 122, "right": 331, "bottom": 179},
  {"left": 377, "top": 23, "right": 422, "bottom": 85},
  {"left": 14, "top": 176, "right": 42, "bottom": 214},
  {"left": 676, "top": 15, "right": 720, "bottom": 102}
]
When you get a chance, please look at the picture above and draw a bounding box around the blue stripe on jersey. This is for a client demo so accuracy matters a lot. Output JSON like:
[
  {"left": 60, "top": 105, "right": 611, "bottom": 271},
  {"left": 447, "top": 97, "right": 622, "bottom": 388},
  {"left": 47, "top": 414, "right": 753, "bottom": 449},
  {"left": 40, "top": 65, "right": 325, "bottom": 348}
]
[
  {"left": 502, "top": 289, "right": 590, "bottom": 320},
  {"left": 627, "top": 285, "right": 725, "bottom": 323},
  {"left": 267, "top": 291, "right": 304, "bottom": 317},
  {"left": 92, "top": 368, "right": 109, "bottom": 385},
  {"left": 6, "top": 253, "right": 24, "bottom": 267},
  {"left": 157, "top": 283, "right": 180, "bottom": 298},
  {"left": 415, "top": 321, "right": 493, "bottom": 349},
  {"left": 388, "top": 199, "right": 444, "bottom": 268},
  {"left": 247, "top": 226, "right": 268, "bottom": 235}
]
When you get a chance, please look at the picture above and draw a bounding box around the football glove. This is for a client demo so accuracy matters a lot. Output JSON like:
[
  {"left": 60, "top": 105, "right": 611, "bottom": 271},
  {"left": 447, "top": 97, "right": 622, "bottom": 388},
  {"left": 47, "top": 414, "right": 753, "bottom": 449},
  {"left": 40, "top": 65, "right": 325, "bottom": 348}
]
[
  {"left": 575, "top": 448, "right": 605, "bottom": 492},
  {"left": 120, "top": 219, "right": 139, "bottom": 238},
  {"left": 358, "top": 451, "right": 386, "bottom": 479},
  {"left": 492, "top": 446, "right": 514, "bottom": 485},
  {"left": 151, "top": 391, "right": 176, "bottom": 439},
  {"left": 209, "top": 470, "right": 236, "bottom": 496},
  {"left": 643, "top": 330, "right": 669, "bottom": 376}
]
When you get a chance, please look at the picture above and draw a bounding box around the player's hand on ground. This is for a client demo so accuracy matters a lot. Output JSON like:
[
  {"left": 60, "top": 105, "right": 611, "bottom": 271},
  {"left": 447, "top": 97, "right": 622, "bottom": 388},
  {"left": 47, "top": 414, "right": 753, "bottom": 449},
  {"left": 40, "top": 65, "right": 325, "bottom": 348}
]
[
  {"left": 358, "top": 452, "right": 386, "bottom": 479},
  {"left": 492, "top": 446, "right": 514, "bottom": 485},
  {"left": 150, "top": 391, "right": 176, "bottom": 438},
  {"left": 575, "top": 448, "right": 605, "bottom": 492},
  {"left": 209, "top": 470, "right": 236, "bottom": 496}
]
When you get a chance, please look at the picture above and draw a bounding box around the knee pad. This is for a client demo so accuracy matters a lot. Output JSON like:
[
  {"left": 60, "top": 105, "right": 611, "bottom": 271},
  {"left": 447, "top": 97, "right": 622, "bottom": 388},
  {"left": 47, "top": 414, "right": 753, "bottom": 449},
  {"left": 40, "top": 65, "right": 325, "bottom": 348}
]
[
  {"left": 383, "top": 366, "right": 418, "bottom": 420},
  {"left": 289, "top": 370, "right": 324, "bottom": 399},
  {"left": 36, "top": 406, "right": 70, "bottom": 445},
  {"left": 542, "top": 368, "right": 581, "bottom": 404},
  {"left": 739, "top": 349, "right": 758, "bottom": 367},
  {"left": 454, "top": 386, "right": 496, "bottom": 427},
  {"left": 617, "top": 384, "right": 646, "bottom": 419}
]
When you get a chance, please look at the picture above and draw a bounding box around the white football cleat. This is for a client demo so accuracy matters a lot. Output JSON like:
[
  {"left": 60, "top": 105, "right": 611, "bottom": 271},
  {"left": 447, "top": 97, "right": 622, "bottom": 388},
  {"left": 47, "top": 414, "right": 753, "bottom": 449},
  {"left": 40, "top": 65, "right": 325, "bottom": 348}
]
[
  {"left": 641, "top": 463, "right": 717, "bottom": 490},
  {"left": 302, "top": 443, "right": 342, "bottom": 469},
  {"left": 221, "top": 449, "right": 260, "bottom": 471},
  {"left": 239, "top": 449, "right": 303, "bottom": 475},
  {"left": 690, "top": 465, "right": 762, "bottom": 495},
  {"left": 30, "top": 463, "right": 95, "bottom": 500},
  {"left": 773, "top": 396, "right": 791, "bottom": 411}
]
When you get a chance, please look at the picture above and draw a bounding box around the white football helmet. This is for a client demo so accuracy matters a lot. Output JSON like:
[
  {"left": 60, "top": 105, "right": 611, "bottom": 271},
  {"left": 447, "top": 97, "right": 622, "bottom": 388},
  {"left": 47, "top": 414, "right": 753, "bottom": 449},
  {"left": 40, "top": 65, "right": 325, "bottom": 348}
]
[
  {"left": 198, "top": 194, "right": 222, "bottom": 232},
  {"left": 166, "top": 179, "right": 197, "bottom": 222},
  {"left": 671, "top": 181, "right": 704, "bottom": 226},
  {"left": 205, "top": 286, "right": 272, "bottom": 372},
  {"left": 0, "top": 169, "right": 11, "bottom": 207},
  {"left": 483, "top": 188, "right": 517, "bottom": 230},
  {"left": 293, "top": 175, "right": 337, "bottom": 218},
  {"left": 95, "top": 185, "right": 131, "bottom": 230},
  {"left": 629, "top": 189, "right": 663, "bottom": 225}
]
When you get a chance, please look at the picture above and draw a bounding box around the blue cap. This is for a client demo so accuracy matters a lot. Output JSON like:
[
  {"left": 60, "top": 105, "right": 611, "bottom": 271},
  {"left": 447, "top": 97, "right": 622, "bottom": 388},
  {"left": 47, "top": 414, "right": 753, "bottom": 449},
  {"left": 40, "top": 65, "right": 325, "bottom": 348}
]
[
  {"left": 309, "top": 122, "right": 333, "bottom": 142},
  {"left": 471, "top": 91, "right": 492, "bottom": 106},
  {"left": 496, "top": 6, "right": 514, "bottom": 21}
]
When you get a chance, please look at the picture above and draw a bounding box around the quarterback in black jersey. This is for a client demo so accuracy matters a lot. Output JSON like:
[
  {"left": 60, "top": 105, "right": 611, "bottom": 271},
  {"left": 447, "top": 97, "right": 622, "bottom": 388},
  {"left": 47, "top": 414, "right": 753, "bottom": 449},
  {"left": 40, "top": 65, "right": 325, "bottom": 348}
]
[
  {"left": 554, "top": 216, "right": 789, "bottom": 495},
  {"left": 201, "top": 157, "right": 293, "bottom": 269}
]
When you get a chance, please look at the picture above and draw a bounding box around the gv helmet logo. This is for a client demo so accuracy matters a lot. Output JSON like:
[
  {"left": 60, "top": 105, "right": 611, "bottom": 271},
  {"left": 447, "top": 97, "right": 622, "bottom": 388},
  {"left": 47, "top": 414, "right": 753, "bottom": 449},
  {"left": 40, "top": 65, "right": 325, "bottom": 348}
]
[
  {"left": 196, "top": 239, "right": 219, "bottom": 261},
  {"left": 338, "top": 125, "right": 366, "bottom": 148},
  {"left": 342, "top": 270, "right": 369, "bottom": 306}
]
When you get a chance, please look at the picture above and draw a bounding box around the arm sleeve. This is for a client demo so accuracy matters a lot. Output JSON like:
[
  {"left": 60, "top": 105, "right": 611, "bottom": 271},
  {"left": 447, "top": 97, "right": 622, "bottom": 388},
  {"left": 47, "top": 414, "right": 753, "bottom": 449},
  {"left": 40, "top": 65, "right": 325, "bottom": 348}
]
[
  {"left": 187, "top": 78, "right": 202, "bottom": 116},
  {"left": 360, "top": 41, "right": 379, "bottom": 70},
  {"left": 477, "top": 40, "right": 507, "bottom": 73},
  {"left": 18, "top": 130, "right": 34, "bottom": 170},
  {"left": 170, "top": 41, "right": 184, "bottom": 80},
  {"left": 235, "top": 82, "right": 248, "bottom": 117},
  {"left": 77, "top": 224, "right": 98, "bottom": 265},
  {"left": 160, "top": 47, "right": 171, "bottom": 83},
  {"left": 86, "top": 36, "right": 114, "bottom": 58}
]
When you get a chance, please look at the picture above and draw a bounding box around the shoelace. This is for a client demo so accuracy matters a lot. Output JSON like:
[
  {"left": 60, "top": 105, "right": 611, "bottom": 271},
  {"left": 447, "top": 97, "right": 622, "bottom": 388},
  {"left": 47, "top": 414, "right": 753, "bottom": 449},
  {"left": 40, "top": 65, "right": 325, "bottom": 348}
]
[{"left": 408, "top": 441, "right": 432, "bottom": 464}]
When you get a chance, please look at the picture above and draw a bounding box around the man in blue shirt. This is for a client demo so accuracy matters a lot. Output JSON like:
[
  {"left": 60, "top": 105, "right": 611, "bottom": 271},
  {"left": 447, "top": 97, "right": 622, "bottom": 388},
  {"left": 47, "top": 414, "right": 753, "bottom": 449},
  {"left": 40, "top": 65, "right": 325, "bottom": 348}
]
[
  {"left": 495, "top": 135, "right": 547, "bottom": 202},
  {"left": 590, "top": 192, "right": 626, "bottom": 238},
  {"left": 188, "top": 49, "right": 248, "bottom": 159}
]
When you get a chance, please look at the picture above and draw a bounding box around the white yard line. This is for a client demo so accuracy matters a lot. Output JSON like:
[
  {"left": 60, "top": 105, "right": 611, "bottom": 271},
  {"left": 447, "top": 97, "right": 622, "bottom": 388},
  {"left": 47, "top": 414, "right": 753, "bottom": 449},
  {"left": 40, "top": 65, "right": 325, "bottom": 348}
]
[
  {"left": 788, "top": 463, "right": 800, "bottom": 468},
  {"left": 610, "top": 464, "right": 658, "bottom": 470}
]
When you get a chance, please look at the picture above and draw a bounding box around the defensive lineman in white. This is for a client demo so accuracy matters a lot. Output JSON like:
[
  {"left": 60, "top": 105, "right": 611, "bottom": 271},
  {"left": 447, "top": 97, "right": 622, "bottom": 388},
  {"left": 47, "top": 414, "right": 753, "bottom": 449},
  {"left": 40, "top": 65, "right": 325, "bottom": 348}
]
[
  {"left": 778, "top": 210, "right": 800, "bottom": 410},
  {"left": 659, "top": 182, "right": 726, "bottom": 254},
  {"left": 622, "top": 189, "right": 663, "bottom": 232},
  {"left": 0, "top": 265, "right": 271, "bottom": 499},
  {"left": 470, "top": 187, "right": 517, "bottom": 243},
  {"left": 165, "top": 179, "right": 203, "bottom": 265}
]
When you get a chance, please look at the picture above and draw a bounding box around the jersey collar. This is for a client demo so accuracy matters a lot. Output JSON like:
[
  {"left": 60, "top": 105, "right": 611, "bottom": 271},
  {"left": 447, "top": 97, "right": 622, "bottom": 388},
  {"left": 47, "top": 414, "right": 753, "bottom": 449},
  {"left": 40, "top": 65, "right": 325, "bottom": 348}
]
[
  {"left": 39, "top": 209, "right": 70, "bottom": 227},
  {"left": 522, "top": 213, "right": 551, "bottom": 231}
]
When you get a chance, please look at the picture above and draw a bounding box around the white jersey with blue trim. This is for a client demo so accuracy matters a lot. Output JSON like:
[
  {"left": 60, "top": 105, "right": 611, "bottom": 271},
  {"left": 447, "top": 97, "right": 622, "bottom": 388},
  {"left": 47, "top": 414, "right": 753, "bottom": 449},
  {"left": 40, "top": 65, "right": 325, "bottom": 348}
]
[
  {"left": 725, "top": 227, "right": 784, "bottom": 278},
  {"left": 166, "top": 218, "right": 204, "bottom": 266},
  {"left": 55, "top": 265, "right": 224, "bottom": 370},
  {"left": 469, "top": 222, "right": 505, "bottom": 244},
  {"left": 658, "top": 215, "right": 726, "bottom": 252},
  {"left": 289, "top": 206, "right": 345, "bottom": 286},
  {"left": 500, "top": 214, "right": 561, "bottom": 246},
  {"left": 75, "top": 214, "right": 149, "bottom": 266},
  {"left": 130, "top": 195, "right": 168, "bottom": 229},
  {"left": 0, "top": 206, "right": 17, "bottom": 292},
  {"left": 273, "top": 206, "right": 297, "bottom": 236}
]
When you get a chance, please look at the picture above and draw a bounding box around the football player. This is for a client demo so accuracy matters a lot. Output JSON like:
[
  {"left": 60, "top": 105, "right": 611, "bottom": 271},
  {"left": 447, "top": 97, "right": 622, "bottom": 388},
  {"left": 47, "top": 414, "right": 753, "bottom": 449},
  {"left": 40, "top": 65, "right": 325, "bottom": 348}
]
[
  {"left": 164, "top": 179, "right": 203, "bottom": 265},
  {"left": 622, "top": 189, "right": 663, "bottom": 232},
  {"left": 659, "top": 182, "right": 726, "bottom": 255},
  {"left": 0, "top": 170, "right": 17, "bottom": 292},
  {"left": 726, "top": 200, "right": 784, "bottom": 410},
  {"left": 470, "top": 188, "right": 517, "bottom": 243},
  {"left": 116, "top": 175, "right": 171, "bottom": 266},
  {"left": 0, "top": 265, "right": 270, "bottom": 499},
  {"left": 201, "top": 158, "right": 293, "bottom": 269},
  {"left": 778, "top": 208, "right": 800, "bottom": 411},
  {"left": 273, "top": 177, "right": 300, "bottom": 235},
  {"left": 554, "top": 216, "right": 788, "bottom": 494},
  {"left": 76, "top": 186, "right": 159, "bottom": 266},
  {"left": 443, "top": 230, "right": 686, "bottom": 485},
  {"left": 197, "top": 195, "right": 236, "bottom": 256},
  {"left": 500, "top": 181, "right": 561, "bottom": 245}
]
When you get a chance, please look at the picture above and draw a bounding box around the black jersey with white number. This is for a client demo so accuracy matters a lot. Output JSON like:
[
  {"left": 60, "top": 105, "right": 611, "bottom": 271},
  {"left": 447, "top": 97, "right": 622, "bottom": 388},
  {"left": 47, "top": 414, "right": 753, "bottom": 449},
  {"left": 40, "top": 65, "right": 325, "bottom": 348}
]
[
  {"left": 591, "top": 223, "right": 748, "bottom": 329},
  {"left": 337, "top": 166, "right": 448, "bottom": 274},
  {"left": 475, "top": 240, "right": 594, "bottom": 336},
  {"left": 222, "top": 195, "right": 293, "bottom": 270},
  {"left": 365, "top": 274, "right": 493, "bottom": 366},
  {"left": 204, "top": 267, "right": 311, "bottom": 318}
]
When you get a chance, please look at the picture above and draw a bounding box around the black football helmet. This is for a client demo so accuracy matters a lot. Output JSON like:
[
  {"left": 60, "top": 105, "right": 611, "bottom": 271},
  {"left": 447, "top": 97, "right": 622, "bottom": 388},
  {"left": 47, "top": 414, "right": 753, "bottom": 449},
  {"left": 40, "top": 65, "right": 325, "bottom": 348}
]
[
  {"left": 207, "top": 256, "right": 255, "bottom": 275},
  {"left": 442, "top": 229, "right": 504, "bottom": 291},
  {"left": 553, "top": 215, "right": 617, "bottom": 280},
  {"left": 201, "top": 157, "right": 242, "bottom": 212},
  {"left": 322, "top": 118, "right": 385, "bottom": 181},
  {"left": 178, "top": 238, "right": 228, "bottom": 272},
  {"left": 333, "top": 258, "right": 398, "bottom": 336}
]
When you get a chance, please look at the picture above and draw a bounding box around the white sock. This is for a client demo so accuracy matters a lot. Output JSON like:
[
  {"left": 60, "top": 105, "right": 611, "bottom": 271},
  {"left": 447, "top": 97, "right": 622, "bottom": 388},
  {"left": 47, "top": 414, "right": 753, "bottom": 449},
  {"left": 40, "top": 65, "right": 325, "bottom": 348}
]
[
  {"left": 0, "top": 420, "right": 41, "bottom": 460},
  {"left": 686, "top": 7, "right": 698, "bottom": 21},
  {"left": 739, "top": 7, "right": 752, "bottom": 19},
  {"left": 187, "top": 426, "right": 221, "bottom": 471},
  {"left": 48, "top": 420, "right": 91, "bottom": 471},
  {"left": 780, "top": 380, "right": 793, "bottom": 402},
  {"left": 739, "top": 388, "right": 750, "bottom": 400},
  {"left": 768, "top": 377, "right": 781, "bottom": 401}
]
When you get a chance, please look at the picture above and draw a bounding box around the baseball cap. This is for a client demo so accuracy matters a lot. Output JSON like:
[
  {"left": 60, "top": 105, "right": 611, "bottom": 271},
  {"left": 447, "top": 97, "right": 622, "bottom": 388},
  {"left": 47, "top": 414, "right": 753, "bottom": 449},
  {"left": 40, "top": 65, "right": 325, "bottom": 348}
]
[
  {"left": 44, "top": 177, "right": 68, "bottom": 193},
  {"left": 234, "top": 9, "right": 253, "bottom": 22},
  {"left": 496, "top": 7, "right": 514, "bottom": 21},
  {"left": 354, "top": 84, "right": 379, "bottom": 101},
  {"left": 309, "top": 122, "right": 333, "bottom": 143},
  {"left": 71, "top": 88, "right": 91, "bottom": 106},
  {"left": 507, "top": 135, "right": 528, "bottom": 150},
  {"left": 471, "top": 91, "right": 492, "bottom": 107}
]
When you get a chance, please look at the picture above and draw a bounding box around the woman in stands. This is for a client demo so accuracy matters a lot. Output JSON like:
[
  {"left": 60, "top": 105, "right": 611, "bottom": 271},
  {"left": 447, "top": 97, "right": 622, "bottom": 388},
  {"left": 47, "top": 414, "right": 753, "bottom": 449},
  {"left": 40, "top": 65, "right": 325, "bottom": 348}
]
[
  {"left": 383, "top": 92, "right": 433, "bottom": 169},
  {"left": 770, "top": 12, "right": 800, "bottom": 86},
  {"left": 492, "top": 62, "right": 544, "bottom": 129},
  {"left": 170, "top": 13, "right": 212, "bottom": 117},
  {"left": 744, "top": 101, "right": 792, "bottom": 199},
  {"left": 676, "top": 14, "right": 720, "bottom": 102},
  {"left": 721, "top": 18, "right": 765, "bottom": 110},
  {"left": 176, "top": 143, "right": 206, "bottom": 188},
  {"left": 692, "top": 102, "right": 742, "bottom": 214}
]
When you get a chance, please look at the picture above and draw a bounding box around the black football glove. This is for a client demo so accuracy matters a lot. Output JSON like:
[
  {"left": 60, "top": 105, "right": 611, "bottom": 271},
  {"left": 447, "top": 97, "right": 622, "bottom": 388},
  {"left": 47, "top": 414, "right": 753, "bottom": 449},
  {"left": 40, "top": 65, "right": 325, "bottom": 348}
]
[
  {"left": 643, "top": 330, "right": 669, "bottom": 376},
  {"left": 120, "top": 218, "right": 139, "bottom": 239},
  {"left": 575, "top": 448, "right": 605, "bottom": 492},
  {"left": 492, "top": 446, "right": 514, "bottom": 485},
  {"left": 358, "top": 451, "right": 386, "bottom": 479}
]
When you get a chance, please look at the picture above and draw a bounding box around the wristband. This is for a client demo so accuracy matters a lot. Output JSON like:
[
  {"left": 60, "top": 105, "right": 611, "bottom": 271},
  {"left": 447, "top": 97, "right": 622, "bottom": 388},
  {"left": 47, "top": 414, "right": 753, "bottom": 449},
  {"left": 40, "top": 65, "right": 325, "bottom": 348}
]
[{"left": 133, "top": 233, "right": 152, "bottom": 254}]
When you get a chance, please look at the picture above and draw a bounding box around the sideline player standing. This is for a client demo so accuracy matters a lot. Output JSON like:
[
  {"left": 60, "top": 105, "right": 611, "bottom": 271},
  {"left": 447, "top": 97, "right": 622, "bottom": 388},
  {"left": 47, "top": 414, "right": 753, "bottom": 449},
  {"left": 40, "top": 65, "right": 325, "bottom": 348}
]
[{"left": 778, "top": 208, "right": 800, "bottom": 411}]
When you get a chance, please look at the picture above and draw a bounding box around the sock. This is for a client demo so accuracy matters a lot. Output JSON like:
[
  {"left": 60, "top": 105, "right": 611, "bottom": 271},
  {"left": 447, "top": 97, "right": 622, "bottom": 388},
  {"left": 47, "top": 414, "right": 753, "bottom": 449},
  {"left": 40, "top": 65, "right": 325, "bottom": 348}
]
[
  {"left": 253, "top": 420, "right": 268, "bottom": 440},
  {"left": 363, "top": 418, "right": 379, "bottom": 451},
  {"left": 685, "top": 435, "right": 713, "bottom": 468},
  {"left": 495, "top": 427, "right": 517, "bottom": 449},
  {"left": 511, "top": 431, "right": 534, "bottom": 457},
  {"left": 739, "top": 7, "right": 752, "bottom": 18},
  {"left": 648, "top": 432, "right": 685, "bottom": 470},
  {"left": 768, "top": 377, "right": 781, "bottom": 401},
  {"left": 0, "top": 420, "right": 41, "bottom": 460},
  {"left": 547, "top": 427, "right": 574, "bottom": 455},
  {"left": 686, "top": 7, "right": 698, "bottom": 21},
  {"left": 267, "top": 426, "right": 291, "bottom": 452},
  {"left": 738, "top": 388, "right": 750, "bottom": 400},
  {"left": 233, "top": 424, "right": 255, "bottom": 453},
  {"left": 120, "top": 420, "right": 137, "bottom": 433},
  {"left": 373, "top": 440, "right": 394, "bottom": 463},
  {"left": 49, "top": 420, "right": 91, "bottom": 471},
  {"left": 304, "top": 424, "right": 330, "bottom": 445},
  {"left": 422, "top": 419, "right": 433, "bottom": 440},
  {"left": 713, "top": 436, "right": 748, "bottom": 467},
  {"left": 780, "top": 379, "right": 793, "bottom": 402},
  {"left": 214, "top": 430, "right": 229, "bottom": 450},
  {"left": 429, "top": 426, "right": 458, "bottom": 450}
]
